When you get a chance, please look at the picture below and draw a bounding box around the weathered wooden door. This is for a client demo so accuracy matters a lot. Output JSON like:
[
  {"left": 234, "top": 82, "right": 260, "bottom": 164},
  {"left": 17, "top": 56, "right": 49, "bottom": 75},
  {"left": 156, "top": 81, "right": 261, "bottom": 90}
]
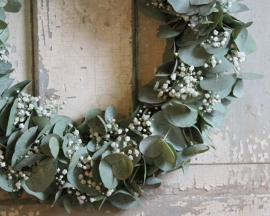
[{"left": 1, "top": 0, "right": 269, "bottom": 215}]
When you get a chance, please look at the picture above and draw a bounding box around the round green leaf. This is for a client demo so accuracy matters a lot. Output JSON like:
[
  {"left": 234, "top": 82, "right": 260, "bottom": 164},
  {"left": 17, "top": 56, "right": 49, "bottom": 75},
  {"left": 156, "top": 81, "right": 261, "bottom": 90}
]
[
  {"left": 4, "top": 0, "right": 22, "bottom": 12},
  {"left": 138, "top": 84, "right": 166, "bottom": 104},
  {"left": 99, "top": 160, "right": 118, "bottom": 189},
  {"left": 183, "top": 144, "right": 210, "bottom": 156},
  {"left": 200, "top": 75, "right": 235, "bottom": 91},
  {"left": 179, "top": 44, "right": 212, "bottom": 67},
  {"left": 139, "top": 135, "right": 163, "bottom": 158},
  {"left": 104, "top": 153, "right": 133, "bottom": 180},
  {"left": 49, "top": 137, "right": 60, "bottom": 159},
  {"left": 237, "top": 73, "right": 263, "bottom": 80},
  {"left": 163, "top": 103, "right": 198, "bottom": 128},
  {"left": 25, "top": 158, "right": 58, "bottom": 192},
  {"left": 105, "top": 105, "right": 116, "bottom": 122},
  {"left": 160, "top": 141, "right": 175, "bottom": 164},
  {"left": 233, "top": 79, "right": 244, "bottom": 98},
  {"left": 108, "top": 189, "right": 139, "bottom": 210}
]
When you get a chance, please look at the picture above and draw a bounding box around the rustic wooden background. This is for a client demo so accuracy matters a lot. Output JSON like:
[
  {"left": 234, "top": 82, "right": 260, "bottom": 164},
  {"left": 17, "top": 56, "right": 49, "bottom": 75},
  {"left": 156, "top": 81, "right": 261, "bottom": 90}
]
[{"left": 0, "top": 0, "right": 269, "bottom": 215}]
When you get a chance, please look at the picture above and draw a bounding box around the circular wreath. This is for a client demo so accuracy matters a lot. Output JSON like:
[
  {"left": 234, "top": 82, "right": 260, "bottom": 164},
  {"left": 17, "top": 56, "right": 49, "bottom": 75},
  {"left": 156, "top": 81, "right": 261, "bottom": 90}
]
[{"left": 0, "top": 0, "right": 262, "bottom": 213}]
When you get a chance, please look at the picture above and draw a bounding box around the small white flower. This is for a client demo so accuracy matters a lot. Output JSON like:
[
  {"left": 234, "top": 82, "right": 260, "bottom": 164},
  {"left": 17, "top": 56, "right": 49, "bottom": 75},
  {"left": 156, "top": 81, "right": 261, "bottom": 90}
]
[{"left": 73, "top": 130, "right": 79, "bottom": 136}]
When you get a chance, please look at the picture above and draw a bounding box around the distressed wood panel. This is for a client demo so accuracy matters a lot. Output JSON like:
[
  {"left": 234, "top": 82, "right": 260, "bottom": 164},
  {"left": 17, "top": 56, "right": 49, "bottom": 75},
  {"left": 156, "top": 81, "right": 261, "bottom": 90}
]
[
  {"left": 1, "top": 0, "right": 270, "bottom": 215},
  {"left": 34, "top": 0, "right": 133, "bottom": 121},
  {"left": 0, "top": 193, "right": 270, "bottom": 216},
  {"left": 138, "top": 1, "right": 269, "bottom": 165}
]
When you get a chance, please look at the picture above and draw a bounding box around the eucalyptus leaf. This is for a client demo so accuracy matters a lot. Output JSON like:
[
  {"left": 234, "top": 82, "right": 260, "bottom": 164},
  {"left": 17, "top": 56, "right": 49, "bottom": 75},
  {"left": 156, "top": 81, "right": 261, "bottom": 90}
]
[
  {"left": 0, "top": 27, "right": 9, "bottom": 43},
  {"left": 234, "top": 27, "right": 248, "bottom": 51},
  {"left": 14, "top": 153, "right": 45, "bottom": 171},
  {"left": 228, "top": 2, "right": 249, "bottom": 13},
  {"left": 237, "top": 72, "right": 263, "bottom": 80},
  {"left": 105, "top": 105, "right": 116, "bottom": 122},
  {"left": 25, "top": 157, "right": 58, "bottom": 192},
  {"left": 78, "top": 108, "right": 101, "bottom": 127},
  {"left": 151, "top": 111, "right": 186, "bottom": 151},
  {"left": 157, "top": 28, "right": 180, "bottom": 39},
  {"left": 0, "top": 168, "right": 15, "bottom": 192},
  {"left": 183, "top": 126, "right": 204, "bottom": 144},
  {"left": 12, "top": 126, "right": 38, "bottom": 167},
  {"left": 104, "top": 153, "right": 133, "bottom": 180},
  {"left": 138, "top": 84, "right": 167, "bottom": 104},
  {"left": 153, "top": 154, "right": 175, "bottom": 171},
  {"left": 242, "top": 35, "right": 256, "bottom": 55},
  {"left": 0, "top": 20, "right": 7, "bottom": 29},
  {"left": 168, "top": 0, "right": 197, "bottom": 14},
  {"left": 63, "top": 196, "right": 73, "bottom": 214},
  {"left": 178, "top": 44, "right": 212, "bottom": 67},
  {"left": 183, "top": 144, "right": 209, "bottom": 156},
  {"left": 190, "top": 0, "right": 214, "bottom": 6},
  {"left": 40, "top": 134, "right": 62, "bottom": 158},
  {"left": 163, "top": 102, "right": 198, "bottom": 127},
  {"left": 108, "top": 189, "right": 139, "bottom": 210},
  {"left": 91, "top": 141, "right": 111, "bottom": 160},
  {"left": 67, "top": 163, "right": 101, "bottom": 196},
  {"left": 6, "top": 97, "right": 18, "bottom": 136},
  {"left": 139, "top": 135, "right": 163, "bottom": 158},
  {"left": 49, "top": 137, "right": 60, "bottom": 159},
  {"left": 146, "top": 177, "right": 165, "bottom": 185},
  {"left": 21, "top": 179, "right": 49, "bottom": 201},
  {"left": 4, "top": 0, "right": 22, "bottom": 12},
  {"left": 160, "top": 141, "right": 175, "bottom": 163},
  {"left": 232, "top": 79, "right": 244, "bottom": 98},
  {"left": 0, "top": 0, "right": 7, "bottom": 7},
  {"left": 32, "top": 116, "right": 51, "bottom": 132},
  {"left": 5, "top": 130, "right": 22, "bottom": 164},
  {"left": 200, "top": 75, "right": 235, "bottom": 91},
  {"left": 99, "top": 159, "right": 118, "bottom": 189}
]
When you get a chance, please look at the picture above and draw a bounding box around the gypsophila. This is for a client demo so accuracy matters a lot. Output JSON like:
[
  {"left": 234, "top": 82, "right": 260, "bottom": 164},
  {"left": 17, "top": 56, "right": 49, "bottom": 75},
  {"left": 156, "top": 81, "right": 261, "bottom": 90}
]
[
  {"left": 202, "top": 29, "right": 230, "bottom": 48},
  {"left": 157, "top": 61, "right": 203, "bottom": 100},
  {"left": 36, "top": 97, "right": 66, "bottom": 119},
  {"left": 198, "top": 92, "right": 221, "bottom": 113},
  {"left": 128, "top": 106, "right": 154, "bottom": 139},
  {"left": 226, "top": 47, "right": 246, "bottom": 71},
  {"left": 0, "top": 45, "right": 10, "bottom": 63}
]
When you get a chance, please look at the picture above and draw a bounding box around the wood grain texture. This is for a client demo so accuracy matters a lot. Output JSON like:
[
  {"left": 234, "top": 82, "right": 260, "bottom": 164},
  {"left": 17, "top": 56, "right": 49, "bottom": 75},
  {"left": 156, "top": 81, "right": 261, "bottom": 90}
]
[{"left": 34, "top": 0, "right": 133, "bottom": 122}]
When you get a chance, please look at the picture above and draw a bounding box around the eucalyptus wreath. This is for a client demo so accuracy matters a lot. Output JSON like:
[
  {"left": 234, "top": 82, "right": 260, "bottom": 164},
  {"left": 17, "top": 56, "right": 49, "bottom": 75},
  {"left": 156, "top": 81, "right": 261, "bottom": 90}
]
[{"left": 0, "top": 0, "right": 262, "bottom": 213}]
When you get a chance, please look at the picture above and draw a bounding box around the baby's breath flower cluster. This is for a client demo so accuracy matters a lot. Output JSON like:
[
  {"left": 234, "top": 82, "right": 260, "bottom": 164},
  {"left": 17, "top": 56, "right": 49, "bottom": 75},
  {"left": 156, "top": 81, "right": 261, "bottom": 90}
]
[
  {"left": 6, "top": 166, "right": 31, "bottom": 191},
  {"left": 90, "top": 118, "right": 124, "bottom": 151},
  {"left": 66, "top": 129, "right": 83, "bottom": 158},
  {"left": 55, "top": 168, "right": 68, "bottom": 189},
  {"left": 36, "top": 97, "right": 66, "bottom": 119},
  {"left": 226, "top": 47, "right": 246, "bottom": 71},
  {"left": 0, "top": 149, "right": 6, "bottom": 168},
  {"left": 198, "top": 92, "right": 221, "bottom": 113},
  {"left": 14, "top": 91, "right": 40, "bottom": 129},
  {"left": 157, "top": 62, "right": 203, "bottom": 101},
  {"left": 0, "top": 45, "right": 10, "bottom": 63},
  {"left": 202, "top": 29, "right": 230, "bottom": 48},
  {"left": 128, "top": 106, "right": 154, "bottom": 139},
  {"left": 204, "top": 56, "right": 222, "bottom": 68}
]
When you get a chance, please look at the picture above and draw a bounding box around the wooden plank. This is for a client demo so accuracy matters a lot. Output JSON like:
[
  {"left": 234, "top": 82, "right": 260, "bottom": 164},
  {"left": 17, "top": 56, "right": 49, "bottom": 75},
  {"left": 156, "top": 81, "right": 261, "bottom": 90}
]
[
  {"left": 34, "top": 0, "right": 133, "bottom": 121},
  {"left": 1, "top": 194, "right": 270, "bottom": 216},
  {"left": 1, "top": 164, "right": 269, "bottom": 213}
]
